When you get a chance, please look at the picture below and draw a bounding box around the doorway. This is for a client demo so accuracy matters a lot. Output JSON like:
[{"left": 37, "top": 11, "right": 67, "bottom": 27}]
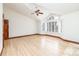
[{"left": 3, "top": 19, "right": 9, "bottom": 40}]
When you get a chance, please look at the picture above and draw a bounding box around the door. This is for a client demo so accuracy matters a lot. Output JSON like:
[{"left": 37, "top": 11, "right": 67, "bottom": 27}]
[{"left": 3, "top": 20, "right": 9, "bottom": 40}]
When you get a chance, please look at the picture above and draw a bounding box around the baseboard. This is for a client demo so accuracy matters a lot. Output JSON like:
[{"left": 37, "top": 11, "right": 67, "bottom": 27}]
[
  {"left": 9, "top": 33, "right": 79, "bottom": 44},
  {"left": 37, "top": 34, "right": 79, "bottom": 44},
  {"left": 9, "top": 33, "right": 39, "bottom": 39}
]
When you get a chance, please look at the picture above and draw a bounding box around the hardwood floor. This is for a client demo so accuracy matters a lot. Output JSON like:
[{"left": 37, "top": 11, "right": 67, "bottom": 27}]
[
  {"left": 0, "top": 49, "right": 1, "bottom": 55},
  {"left": 2, "top": 35, "right": 79, "bottom": 56}
]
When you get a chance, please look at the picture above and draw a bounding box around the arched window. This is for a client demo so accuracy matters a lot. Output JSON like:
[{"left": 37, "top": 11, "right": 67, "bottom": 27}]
[{"left": 42, "top": 15, "right": 61, "bottom": 33}]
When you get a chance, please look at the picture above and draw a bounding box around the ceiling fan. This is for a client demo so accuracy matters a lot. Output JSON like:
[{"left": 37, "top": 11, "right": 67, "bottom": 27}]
[{"left": 32, "top": 9, "right": 43, "bottom": 16}]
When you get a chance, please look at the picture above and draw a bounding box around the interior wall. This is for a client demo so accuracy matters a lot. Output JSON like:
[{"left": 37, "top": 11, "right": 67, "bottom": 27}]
[
  {"left": 3, "top": 7, "right": 38, "bottom": 37},
  {"left": 0, "top": 3, "right": 3, "bottom": 53},
  {"left": 61, "top": 11, "right": 79, "bottom": 42}
]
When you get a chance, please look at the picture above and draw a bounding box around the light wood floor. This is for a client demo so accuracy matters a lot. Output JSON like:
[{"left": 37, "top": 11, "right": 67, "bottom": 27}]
[
  {"left": 0, "top": 49, "right": 2, "bottom": 55},
  {"left": 2, "top": 35, "right": 79, "bottom": 56}
]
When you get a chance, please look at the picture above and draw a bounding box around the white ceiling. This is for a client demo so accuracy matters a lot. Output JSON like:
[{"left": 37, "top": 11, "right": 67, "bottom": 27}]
[
  {"left": 3, "top": 3, "right": 79, "bottom": 16},
  {"left": 3, "top": 3, "right": 39, "bottom": 20},
  {"left": 38, "top": 3, "right": 79, "bottom": 15}
]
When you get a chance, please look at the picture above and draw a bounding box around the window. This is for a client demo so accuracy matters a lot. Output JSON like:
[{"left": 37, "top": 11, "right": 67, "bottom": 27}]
[
  {"left": 41, "top": 15, "right": 61, "bottom": 33},
  {"left": 42, "top": 23, "right": 45, "bottom": 31},
  {"left": 46, "top": 21, "right": 58, "bottom": 32}
]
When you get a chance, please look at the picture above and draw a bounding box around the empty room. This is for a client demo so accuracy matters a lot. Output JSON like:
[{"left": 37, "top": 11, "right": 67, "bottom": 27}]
[{"left": 0, "top": 3, "right": 79, "bottom": 56}]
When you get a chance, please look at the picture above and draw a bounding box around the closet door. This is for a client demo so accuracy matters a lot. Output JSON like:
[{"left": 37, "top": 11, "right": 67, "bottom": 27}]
[{"left": 3, "top": 20, "right": 9, "bottom": 40}]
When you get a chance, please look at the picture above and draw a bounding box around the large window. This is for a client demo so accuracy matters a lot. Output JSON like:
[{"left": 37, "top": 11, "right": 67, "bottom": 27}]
[{"left": 42, "top": 15, "right": 61, "bottom": 33}]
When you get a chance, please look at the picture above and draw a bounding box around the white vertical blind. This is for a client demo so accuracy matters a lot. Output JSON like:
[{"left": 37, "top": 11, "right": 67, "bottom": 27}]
[{"left": 46, "top": 21, "right": 58, "bottom": 32}]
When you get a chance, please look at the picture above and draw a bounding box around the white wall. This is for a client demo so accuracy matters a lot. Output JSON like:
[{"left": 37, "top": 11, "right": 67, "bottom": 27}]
[
  {"left": 4, "top": 7, "right": 38, "bottom": 37},
  {"left": 0, "top": 3, "right": 3, "bottom": 52},
  {"left": 61, "top": 11, "right": 79, "bottom": 42}
]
